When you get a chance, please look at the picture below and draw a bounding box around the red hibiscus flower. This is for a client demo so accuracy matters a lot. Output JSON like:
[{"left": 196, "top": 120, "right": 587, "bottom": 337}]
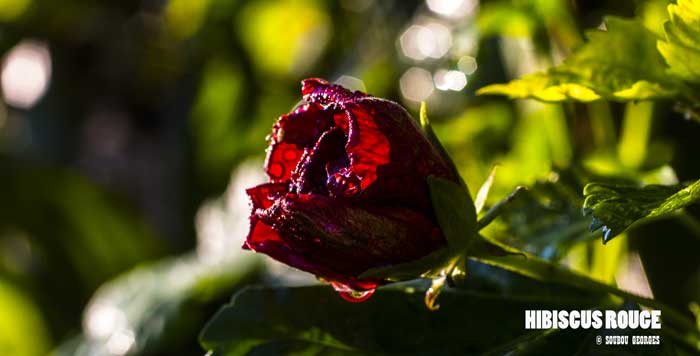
[{"left": 244, "top": 78, "right": 459, "bottom": 299}]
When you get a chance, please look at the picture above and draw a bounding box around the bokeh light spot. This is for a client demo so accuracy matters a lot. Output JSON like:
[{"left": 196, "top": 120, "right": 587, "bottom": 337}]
[
  {"left": 400, "top": 22, "right": 452, "bottom": 61},
  {"left": 400, "top": 67, "right": 434, "bottom": 102},
  {"left": 1, "top": 40, "right": 51, "bottom": 109},
  {"left": 434, "top": 69, "right": 467, "bottom": 91},
  {"left": 426, "top": 0, "right": 477, "bottom": 18},
  {"left": 457, "top": 55, "right": 478, "bottom": 75}
]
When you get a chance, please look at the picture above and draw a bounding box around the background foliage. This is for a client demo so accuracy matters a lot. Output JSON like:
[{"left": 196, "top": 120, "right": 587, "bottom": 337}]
[{"left": 2, "top": 0, "right": 700, "bottom": 355}]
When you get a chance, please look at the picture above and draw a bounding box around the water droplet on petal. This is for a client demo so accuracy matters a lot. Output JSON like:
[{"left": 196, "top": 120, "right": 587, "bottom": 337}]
[
  {"left": 282, "top": 148, "right": 298, "bottom": 161},
  {"left": 268, "top": 162, "right": 285, "bottom": 179},
  {"left": 331, "top": 282, "right": 375, "bottom": 303}
]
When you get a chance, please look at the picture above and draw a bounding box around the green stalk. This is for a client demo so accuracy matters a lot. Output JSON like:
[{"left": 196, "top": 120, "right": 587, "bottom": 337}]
[{"left": 618, "top": 101, "right": 654, "bottom": 169}]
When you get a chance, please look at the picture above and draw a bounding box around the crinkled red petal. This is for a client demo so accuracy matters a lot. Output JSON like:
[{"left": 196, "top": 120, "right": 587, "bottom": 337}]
[
  {"left": 254, "top": 192, "right": 443, "bottom": 282},
  {"left": 246, "top": 182, "right": 288, "bottom": 210},
  {"left": 264, "top": 103, "right": 334, "bottom": 182},
  {"left": 340, "top": 103, "right": 391, "bottom": 191},
  {"left": 301, "top": 78, "right": 366, "bottom": 106},
  {"left": 245, "top": 218, "right": 382, "bottom": 291}
]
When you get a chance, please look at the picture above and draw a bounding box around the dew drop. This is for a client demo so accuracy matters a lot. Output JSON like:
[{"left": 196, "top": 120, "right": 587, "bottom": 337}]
[
  {"left": 331, "top": 282, "right": 375, "bottom": 303},
  {"left": 337, "top": 289, "right": 375, "bottom": 303},
  {"left": 282, "top": 148, "right": 298, "bottom": 161},
  {"left": 327, "top": 171, "right": 361, "bottom": 197},
  {"left": 267, "top": 162, "right": 285, "bottom": 179}
]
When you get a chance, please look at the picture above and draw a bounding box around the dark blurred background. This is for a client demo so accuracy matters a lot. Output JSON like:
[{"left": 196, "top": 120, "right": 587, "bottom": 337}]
[{"left": 1, "top": 0, "right": 700, "bottom": 355}]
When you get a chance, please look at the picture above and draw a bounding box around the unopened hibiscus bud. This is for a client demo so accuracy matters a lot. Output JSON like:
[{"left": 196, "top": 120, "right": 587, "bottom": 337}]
[{"left": 244, "top": 78, "right": 459, "bottom": 300}]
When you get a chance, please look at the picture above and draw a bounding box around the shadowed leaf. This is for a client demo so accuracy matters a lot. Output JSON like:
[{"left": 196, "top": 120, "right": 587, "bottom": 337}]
[{"left": 199, "top": 284, "right": 614, "bottom": 356}]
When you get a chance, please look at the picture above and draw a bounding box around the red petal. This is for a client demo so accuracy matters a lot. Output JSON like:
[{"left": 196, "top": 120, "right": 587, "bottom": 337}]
[
  {"left": 257, "top": 193, "right": 444, "bottom": 278},
  {"left": 247, "top": 218, "right": 284, "bottom": 246},
  {"left": 336, "top": 103, "right": 391, "bottom": 192},
  {"left": 246, "top": 217, "right": 383, "bottom": 291},
  {"left": 246, "top": 182, "right": 288, "bottom": 210},
  {"left": 301, "top": 78, "right": 366, "bottom": 106},
  {"left": 265, "top": 104, "right": 334, "bottom": 182},
  {"left": 344, "top": 98, "right": 458, "bottom": 212},
  {"left": 292, "top": 128, "right": 349, "bottom": 195}
]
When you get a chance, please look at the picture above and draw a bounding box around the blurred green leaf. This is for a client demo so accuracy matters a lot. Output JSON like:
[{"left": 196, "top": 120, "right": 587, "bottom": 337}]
[
  {"left": 164, "top": 0, "right": 211, "bottom": 39},
  {"left": 0, "top": 278, "right": 51, "bottom": 356},
  {"left": 478, "top": 3, "right": 539, "bottom": 37},
  {"left": 0, "top": 0, "right": 30, "bottom": 21},
  {"left": 583, "top": 179, "right": 700, "bottom": 243},
  {"left": 657, "top": 0, "right": 700, "bottom": 83},
  {"left": 237, "top": 0, "right": 330, "bottom": 76},
  {"left": 199, "top": 284, "right": 613, "bottom": 356},
  {"left": 478, "top": 17, "right": 679, "bottom": 102},
  {"left": 0, "top": 158, "right": 161, "bottom": 286},
  {"left": 51, "top": 253, "right": 260, "bottom": 356},
  {"left": 192, "top": 59, "right": 244, "bottom": 182}
]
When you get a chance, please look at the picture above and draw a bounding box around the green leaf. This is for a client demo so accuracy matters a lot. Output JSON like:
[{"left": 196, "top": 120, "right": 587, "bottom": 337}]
[
  {"left": 658, "top": 0, "right": 700, "bottom": 83},
  {"left": 427, "top": 176, "right": 477, "bottom": 248},
  {"left": 199, "top": 285, "right": 613, "bottom": 356},
  {"left": 481, "top": 170, "right": 596, "bottom": 260},
  {"left": 474, "top": 165, "right": 497, "bottom": 214},
  {"left": 51, "top": 253, "right": 260, "bottom": 356},
  {"left": 419, "top": 102, "right": 467, "bottom": 188},
  {"left": 583, "top": 179, "right": 700, "bottom": 243},
  {"left": 478, "top": 17, "right": 679, "bottom": 102},
  {"left": 0, "top": 278, "right": 51, "bottom": 356}
]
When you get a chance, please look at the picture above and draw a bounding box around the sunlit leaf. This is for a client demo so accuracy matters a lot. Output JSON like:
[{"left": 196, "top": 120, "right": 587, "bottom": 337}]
[
  {"left": 475, "top": 165, "right": 498, "bottom": 214},
  {"left": 583, "top": 179, "right": 700, "bottom": 243},
  {"left": 478, "top": 17, "right": 679, "bottom": 102},
  {"left": 657, "top": 0, "right": 700, "bottom": 83}
]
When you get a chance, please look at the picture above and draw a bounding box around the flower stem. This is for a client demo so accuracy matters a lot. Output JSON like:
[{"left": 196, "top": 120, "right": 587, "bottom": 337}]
[{"left": 476, "top": 186, "right": 527, "bottom": 231}]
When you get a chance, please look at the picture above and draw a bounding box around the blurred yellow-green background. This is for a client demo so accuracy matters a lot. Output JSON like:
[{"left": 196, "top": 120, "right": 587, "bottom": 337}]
[{"left": 2, "top": 0, "right": 700, "bottom": 355}]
